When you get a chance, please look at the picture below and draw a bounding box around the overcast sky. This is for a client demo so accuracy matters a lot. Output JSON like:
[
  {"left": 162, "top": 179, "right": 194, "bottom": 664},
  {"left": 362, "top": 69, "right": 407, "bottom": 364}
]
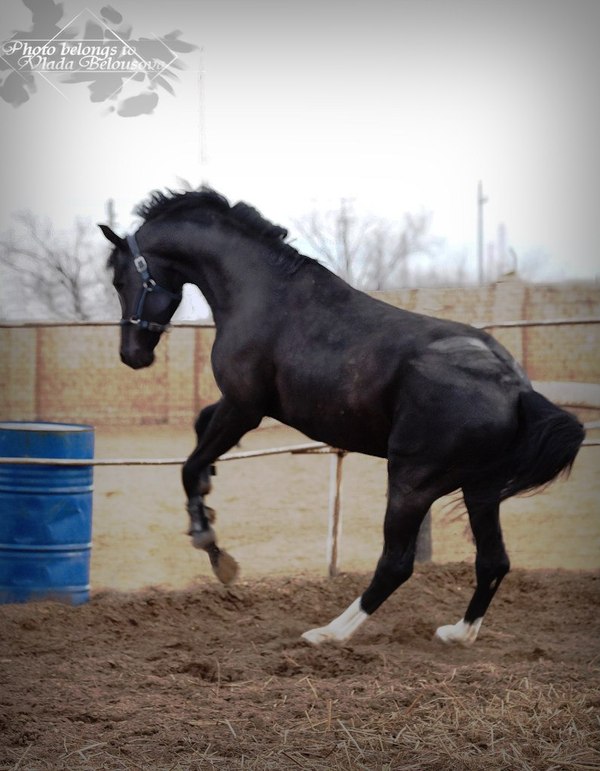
[{"left": 1, "top": 0, "right": 599, "bottom": 285}]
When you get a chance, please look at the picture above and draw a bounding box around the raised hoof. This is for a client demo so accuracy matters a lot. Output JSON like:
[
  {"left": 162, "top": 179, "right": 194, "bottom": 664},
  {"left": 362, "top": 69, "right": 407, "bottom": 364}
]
[{"left": 207, "top": 544, "right": 239, "bottom": 585}]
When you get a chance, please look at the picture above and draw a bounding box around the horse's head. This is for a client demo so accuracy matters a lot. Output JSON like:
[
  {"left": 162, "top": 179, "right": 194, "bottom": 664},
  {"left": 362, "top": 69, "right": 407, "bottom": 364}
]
[{"left": 99, "top": 224, "right": 183, "bottom": 369}]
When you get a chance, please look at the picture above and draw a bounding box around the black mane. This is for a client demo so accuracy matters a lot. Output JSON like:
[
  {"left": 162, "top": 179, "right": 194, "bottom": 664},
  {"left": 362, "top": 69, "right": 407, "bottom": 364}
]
[
  {"left": 135, "top": 188, "right": 230, "bottom": 223},
  {"left": 135, "top": 188, "right": 311, "bottom": 274}
]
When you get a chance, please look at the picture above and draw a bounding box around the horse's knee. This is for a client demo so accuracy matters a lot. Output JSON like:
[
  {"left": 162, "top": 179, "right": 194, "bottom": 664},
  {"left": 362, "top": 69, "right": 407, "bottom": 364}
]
[
  {"left": 182, "top": 457, "right": 197, "bottom": 497},
  {"left": 182, "top": 458, "right": 212, "bottom": 498},
  {"left": 182, "top": 457, "right": 191, "bottom": 483}
]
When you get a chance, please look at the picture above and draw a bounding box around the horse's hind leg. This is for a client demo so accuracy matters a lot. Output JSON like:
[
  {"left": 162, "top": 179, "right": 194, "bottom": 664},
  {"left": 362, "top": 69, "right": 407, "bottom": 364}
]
[
  {"left": 302, "top": 461, "right": 439, "bottom": 644},
  {"left": 435, "top": 485, "right": 510, "bottom": 645}
]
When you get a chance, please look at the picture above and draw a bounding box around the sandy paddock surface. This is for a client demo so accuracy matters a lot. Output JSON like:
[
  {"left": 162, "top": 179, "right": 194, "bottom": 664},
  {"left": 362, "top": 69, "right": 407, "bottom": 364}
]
[
  {"left": 1, "top": 565, "right": 599, "bottom": 769},
  {"left": 1, "top": 424, "right": 599, "bottom": 769}
]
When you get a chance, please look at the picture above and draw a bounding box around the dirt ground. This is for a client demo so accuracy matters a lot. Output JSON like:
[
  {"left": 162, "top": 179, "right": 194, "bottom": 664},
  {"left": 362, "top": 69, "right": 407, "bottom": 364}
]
[
  {"left": 1, "top": 424, "right": 598, "bottom": 769},
  {"left": 1, "top": 564, "right": 599, "bottom": 769}
]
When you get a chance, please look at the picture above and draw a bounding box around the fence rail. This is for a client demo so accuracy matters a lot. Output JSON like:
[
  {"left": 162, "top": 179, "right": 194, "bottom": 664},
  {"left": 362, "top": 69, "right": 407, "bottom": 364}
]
[
  {"left": 2, "top": 316, "right": 598, "bottom": 576},
  {"left": 0, "top": 441, "right": 332, "bottom": 466},
  {"left": 2, "top": 427, "right": 598, "bottom": 576},
  {"left": 1, "top": 317, "right": 599, "bottom": 330},
  {"left": 0, "top": 441, "right": 348, "bottom": 577},
  {"left": 2, "top": 430, "right": 599, "bottom": 468}
]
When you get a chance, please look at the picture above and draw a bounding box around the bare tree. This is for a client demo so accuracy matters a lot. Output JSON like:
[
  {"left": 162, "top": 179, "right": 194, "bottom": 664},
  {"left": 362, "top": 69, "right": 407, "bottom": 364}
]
[
  {"left": 293, "top": 200, "right": 439, "bottom": 290},
  {"left": 294, "top": 199, "right": 371, "bottom": 286},
  {"left": 0, "top": 210, "right": 118, "bottom": 321}
]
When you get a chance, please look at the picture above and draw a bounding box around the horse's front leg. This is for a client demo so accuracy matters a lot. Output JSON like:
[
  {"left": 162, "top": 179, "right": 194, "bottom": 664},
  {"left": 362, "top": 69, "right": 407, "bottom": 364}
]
[
  {"left": 186, "top": 469, "right": 217, "bottom": 548},
  {"left": 182, "top": 398, "right": 262, "bottom": 584},
  {"left": 184, "top": 403, "right": 220, "bottom": 550}
]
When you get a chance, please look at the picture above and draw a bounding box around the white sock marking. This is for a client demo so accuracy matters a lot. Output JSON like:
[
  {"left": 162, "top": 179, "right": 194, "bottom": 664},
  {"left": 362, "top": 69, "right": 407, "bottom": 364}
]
[
  {"left": 435, "top": 617, "right": 483, "bottom": 645},
  {"left": 302, "top": 597, "right": 367, "bottom": 645}
]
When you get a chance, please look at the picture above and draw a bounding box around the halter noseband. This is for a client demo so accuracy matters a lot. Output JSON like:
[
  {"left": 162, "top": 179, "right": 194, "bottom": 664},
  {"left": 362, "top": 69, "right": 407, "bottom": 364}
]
[{"left": 121, "top": 233, "right": 182, "bottom": 333}]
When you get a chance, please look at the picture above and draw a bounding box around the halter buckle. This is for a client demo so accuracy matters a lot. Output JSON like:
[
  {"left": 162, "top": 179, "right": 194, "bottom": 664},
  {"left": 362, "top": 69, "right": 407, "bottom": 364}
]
[{"left": 133, "top": 255, "right": 148, "bottom": 273}]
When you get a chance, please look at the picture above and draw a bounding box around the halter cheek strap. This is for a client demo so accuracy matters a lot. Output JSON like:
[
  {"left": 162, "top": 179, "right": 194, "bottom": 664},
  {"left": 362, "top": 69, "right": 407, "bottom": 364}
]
[{"left": 121, "top": 234, "right": 182, "bottom": 333}]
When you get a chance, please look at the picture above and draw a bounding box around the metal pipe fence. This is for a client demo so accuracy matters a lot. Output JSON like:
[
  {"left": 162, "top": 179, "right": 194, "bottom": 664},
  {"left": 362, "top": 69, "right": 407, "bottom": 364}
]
[
  {"left": 1, "top": 317, "right": 598, "bottom": 576},
  {"left": 2, "top": 427, "right": 598, "bottom": 577},
  {"left": 1, "top": 317, "right": 599, "bottom": 330},
  {"left": 1, "top": 441, "right": 348, "bottom": 577}
]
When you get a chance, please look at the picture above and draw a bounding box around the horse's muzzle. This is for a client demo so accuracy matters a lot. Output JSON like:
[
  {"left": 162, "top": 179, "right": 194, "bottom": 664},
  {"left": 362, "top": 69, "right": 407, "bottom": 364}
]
[{"left": 120, "top": 348, "right": 155, "bottom": 369}]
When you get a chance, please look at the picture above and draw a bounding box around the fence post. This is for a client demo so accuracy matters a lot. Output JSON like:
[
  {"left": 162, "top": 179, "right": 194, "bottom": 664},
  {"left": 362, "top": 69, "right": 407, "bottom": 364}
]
[
  {"left": 415, "top": 509, "right": 432, "bottom": 563},
  {"left": 327, "top": 450, "right": 345, "bottom": 577}
]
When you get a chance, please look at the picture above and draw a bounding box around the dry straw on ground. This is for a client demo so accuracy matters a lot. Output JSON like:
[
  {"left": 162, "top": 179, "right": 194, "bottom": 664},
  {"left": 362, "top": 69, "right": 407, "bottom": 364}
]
[{"left": 1, "top": 564, "right": 599, "bottom": 770}]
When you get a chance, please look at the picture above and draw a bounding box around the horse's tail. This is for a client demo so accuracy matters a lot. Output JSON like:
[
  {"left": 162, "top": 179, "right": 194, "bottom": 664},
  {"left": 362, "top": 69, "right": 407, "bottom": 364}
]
[{"left": 498, "top": 389, "right": 585, "bottom": 502}]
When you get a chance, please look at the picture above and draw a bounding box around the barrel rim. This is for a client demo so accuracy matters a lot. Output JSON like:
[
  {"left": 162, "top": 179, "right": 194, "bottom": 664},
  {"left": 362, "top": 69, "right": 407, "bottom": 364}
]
[
  {"left": 0, "top": 421, "right": 94, "bottom": 432},
  {"left": 0, "top": 543, "right": 92, "bottom": 552}
]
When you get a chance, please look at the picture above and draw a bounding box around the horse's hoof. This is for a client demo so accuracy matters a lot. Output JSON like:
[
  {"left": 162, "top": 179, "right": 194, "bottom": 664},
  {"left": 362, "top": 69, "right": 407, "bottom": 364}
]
[
  {"left": 208, "top": 546, "right": 239, "bottom": 585},
  {"left": 190, "top": 526, "right": 216, "bottom": 550},
  {"left": 301, "top": 626, "right": 332, "bottom": 645},
  {"left": 434, "top": 618, "right": 482, "bottom": 645}
]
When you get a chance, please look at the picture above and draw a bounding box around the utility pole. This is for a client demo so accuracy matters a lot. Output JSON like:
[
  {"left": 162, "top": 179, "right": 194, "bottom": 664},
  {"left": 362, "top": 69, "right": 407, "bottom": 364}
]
[
  {"left": 477, "top": 180, "right": 488, "bottom": 284},
  {"left": 105, "top": 198, "right": 116, "bottom": 229},
  {"left": 415, "top": 509, "right": 432, "bottom": 563},
  {"left": 198, "top": 47, "right": 208, "bottom": 186}
]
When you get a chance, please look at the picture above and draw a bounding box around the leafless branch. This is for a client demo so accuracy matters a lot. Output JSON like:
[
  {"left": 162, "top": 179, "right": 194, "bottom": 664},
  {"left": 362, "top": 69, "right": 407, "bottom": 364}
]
[
  {"left": 0, "top": 208, "right": 119, "bottom": 321},
  {"left": 293, "top": 201, "right": 441, "bottom": 290}
]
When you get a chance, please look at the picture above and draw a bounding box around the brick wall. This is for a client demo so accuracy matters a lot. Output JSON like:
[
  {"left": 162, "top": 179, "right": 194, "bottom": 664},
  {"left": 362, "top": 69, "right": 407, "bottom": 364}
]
[
  {"left": 1, "top": 281, "right": 598, "bottom": 426},
  {"left": 0, "top": 325, "right": 218, "bottom": 426}
]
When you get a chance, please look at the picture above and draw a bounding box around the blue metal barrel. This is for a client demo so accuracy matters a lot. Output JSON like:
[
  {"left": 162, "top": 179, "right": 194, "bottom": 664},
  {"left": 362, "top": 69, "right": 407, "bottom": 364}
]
[{"left": 0, "top": 422, "right": 94, "bottom": 604}]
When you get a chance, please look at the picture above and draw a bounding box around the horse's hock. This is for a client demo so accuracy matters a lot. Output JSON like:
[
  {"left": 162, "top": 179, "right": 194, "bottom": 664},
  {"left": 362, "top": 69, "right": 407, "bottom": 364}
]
[{"left": 1, "top": 281, "right": 599, "bottom": 427}]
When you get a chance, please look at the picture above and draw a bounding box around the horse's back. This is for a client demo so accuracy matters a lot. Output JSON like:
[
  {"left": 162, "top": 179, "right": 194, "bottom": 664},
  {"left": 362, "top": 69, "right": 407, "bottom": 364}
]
[{"left": 270, "top": 282, "right": 530, "bottom": 459}]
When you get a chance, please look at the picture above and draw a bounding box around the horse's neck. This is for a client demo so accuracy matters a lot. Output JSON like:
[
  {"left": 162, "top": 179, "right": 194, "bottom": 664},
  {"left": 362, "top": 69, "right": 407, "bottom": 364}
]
[{"left": 175, "top": 222, "right": 278, "bottom": 326}]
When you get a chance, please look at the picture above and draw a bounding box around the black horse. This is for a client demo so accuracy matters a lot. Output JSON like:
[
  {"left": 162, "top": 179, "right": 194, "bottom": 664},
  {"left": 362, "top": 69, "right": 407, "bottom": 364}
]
[{"left": 100, "top": 189, "right": 584, "bottom": 646}]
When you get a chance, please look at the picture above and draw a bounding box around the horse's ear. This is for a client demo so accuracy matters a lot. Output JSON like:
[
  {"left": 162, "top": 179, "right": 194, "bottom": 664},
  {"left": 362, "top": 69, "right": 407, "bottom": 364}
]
[{"left": 98, "top": 224, "right": 126, "bottom": 249}]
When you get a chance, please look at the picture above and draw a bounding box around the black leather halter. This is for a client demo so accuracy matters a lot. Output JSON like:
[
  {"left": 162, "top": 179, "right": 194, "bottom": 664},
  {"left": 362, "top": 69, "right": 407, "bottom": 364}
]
[{"left": 120, "top": 233, "right": 182, "bottom": 333}]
